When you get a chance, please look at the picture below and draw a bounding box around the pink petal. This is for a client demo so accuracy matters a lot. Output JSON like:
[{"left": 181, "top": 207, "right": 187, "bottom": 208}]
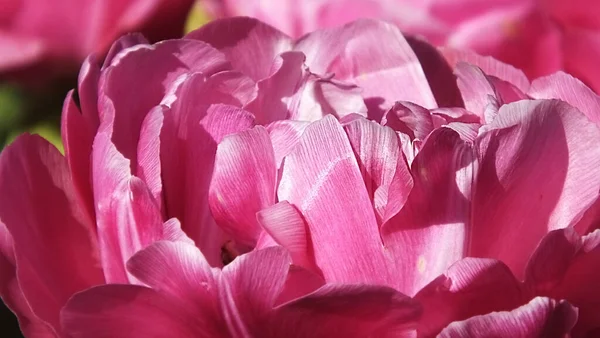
[
  {"left": 381, "top": 101, "right": 435, "bottom": 140},
  {"left": 309, "top": 76, "right": 368, "bottom": 120},
  {"left": 561, "top": 28, "right": 600, "bottom": 94},
  {"left": 186, "top": 17, "right": 293, "bottom": 82},
  {"left": 99, "top": 39, "right": 230, "bottom": 165},
  {"left": 529, "top": 71, "right": 600, "bottom": 125},
  {"left": 270, "top": 284, "right": 421, "bottom": 338},
  {"left": 136, "top": 106, "right": 165, "bottom": 212},
  {"left": 126, "top": 241, "right": 219, "bottom": 314},
  {"left": 0, "top": 223, "right": 55, "bottom": 337},
  {"left": 405, "top": 36, "right": 465, "bottom": 108},
  {"left": 102, "top": 33, "right": 149, "bottom": 70},
  {"left": 572, "top": 197, "right": 600, "bottom": 235},
  {"left": 244, "top": 51, "right": 367, "bottom": 123},
  {"left": 162, "top": 218, "right": 195, "bottom": 245},
  {"left": 445, "top": 8, "right": 562, "bottom": 80},
  {"left": 96, "top": 176, "right": 165, "bottom": 284},
  {"left": 344, "top": 117, "right": 413, "bottom": 226},
  {"left": 257, "top": 201, "right": 316, "bottom": 272},
  {"left": 383, "top": 127, "right": 475, "bottom": 296},
  {"left": 545, "top": 0, "right": 600, "bottom": 30},
  {"left": 161, "top": 102, "right": 255, "bottom": 267},
  {"left": 278, "top": 115, "right": 395, "bottom": 286},
  {"left": 525, "top": 229, "right": 600, "bottom": 335},
  {"left": 276, "top": 265, "right": 325, "bottom": 305},
  {"left": 415, "top": 258, "right": 524, "bottom": 337},
  {"left": 430, "top": 107, "right": 481, "bottom": 125},
  {"left": 92, "top": 128, "right": 131, "bottom": 216},
  {"left": 266, "top": 120, "right": 309, "bottom": 169},
  {"left": 488, "top": 76, "right": 530, "bottom": 104},
  {"left": 440, "top": 47, "right": 530, "bottom": 93},
  {"left": 243, "top": 51, "right": 307, "bottom": 124},
  {"left": 209, "top": 126, "right": 277, "bottom": 246},
  {"left": 0, "top": 135, "right": 104, "bottom": 333},
  {"left": 0, "top": 32, "right": 44, "bottom": 72},
  {"left": 472, "top": 100, "right": 600, "bottom": 278},
  {"left": 61, "top": 285, "right": 220, "bottom": 338},
  {"left": 438, "top": 297, "right": 578, "bottom": 338},
  {"left": 295, "top": 19, "right": 437, "bottom": 115},
  {"left": 61, "top": 91, "right": 96, "bottom": 225},
  {"left": 77, "top": 55, "right": 102, "bottom": 128},
  {"left": 202, "top": 70, "right": 258, "bottom": 107},
  {"left": 219, "top": 247, "right": 291, "bottom": 335},
  {"left": 454, "top": 62, "right": 500, "bottom": 119}
]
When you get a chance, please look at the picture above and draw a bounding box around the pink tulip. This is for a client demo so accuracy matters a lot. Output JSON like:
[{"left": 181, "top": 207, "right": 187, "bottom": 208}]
[
  {"left": 200, "top": 0, "right": 600, "bottom": 93},
  {"left": 0, "top": 0, "right": 194, "bottom": 82},
  {"left": 2, "top": 17, "right": 600, "bottom": 337}
]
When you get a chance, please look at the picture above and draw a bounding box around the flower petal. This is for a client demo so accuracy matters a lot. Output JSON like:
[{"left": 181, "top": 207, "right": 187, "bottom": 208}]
[
  {"left": 61, "top": 91, "right": 96, "bottom": 224},
  {"left": 257, "top": 201, "right": 315, "bottom": 271},
  {"left": 296, "top": 19, "right": 437, "bottom": 116},
  {"left": 61, "top": 285, "right": 220, "bottom": 338},
  {"left": 454, "top": 62, "right": 499, "bottom": 119},
  {"left": 160, "top": 72, "right": 256, "bottom": 266},
  {"left": 136, "top": 106, "right": 165, "bottom": 211},
  {"left": 438, "top": 297, "right": 578, "bottom": 338},
  {"left": 270, "top": 284, "right": 421, "bottom": 338},
  {"left": 405, "top": 36, "right": 464, "bottom": 108},
  {"left": 186, "top": 17, "right": 292, "bottom": 81},
  {"left": 383, "top": 127, "right": 475, "bottom": 296},
  {"left": 529, "top": 71, "right": 600, "bottom": 125},
  {"left": 243, "top": 51, "right": 307, "bottom": 124},
  {"left": 0, "top": 223, "right": 55, "bottom": 337},
  {"left": 126, "top": 241, "right": 219, "bottom": 314},
  {"left": 220, "top": 247, "right": 291, "bottom": 335},
  {"left": 440, "top": 47, "right": 530, "bottom": 92},
  {"left": 415, "top": 258, "right": 524, "bottom": 337},
  {"left": 525, "top": 229, "right": 600, "bottom": 334},
  {"left": 266, "top": 120, "right": 309, "bottom": 169},
  {"left": 210, "top": 126, "right": 277, "bottom": 246},
  {"left": 97, "top": 176, "right": 164, "bottom": 284},
  {"left": 472, "top": 99, "right": 600, "bottom": 277},
  {"left": 0, "top": 135, "right": 104, "bottom": 333},
  {"left": 562, "top": 28, "right": 600, "bottom": 94},
  {"left": 381, "top": 101, "right": 436, "bottom": 141},
  {"left": 278, "top": 115, "right": 394, "bottom": 285},
  {"left": 99, "top": 39, "right": 230, "bottom": 164},
  {"left": 344, "top": 117, "right": 413, "bottom": 226}
]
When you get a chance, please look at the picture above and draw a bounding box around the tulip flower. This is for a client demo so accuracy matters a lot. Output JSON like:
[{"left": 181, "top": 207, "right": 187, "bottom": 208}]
[
  {"left": 199, "top": 0, "right": 600, "bottom": 93},
  {"left": 0, "top": 0, "right": 194, "bottom": 83},
  {"left": 1, "top": 17, "right": 600, "bottom": 337}
]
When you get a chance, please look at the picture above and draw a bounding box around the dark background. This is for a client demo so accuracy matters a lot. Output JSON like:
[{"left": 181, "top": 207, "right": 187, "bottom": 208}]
[{"left": 1, "top": 301, "right": 24, "bottom": 337}]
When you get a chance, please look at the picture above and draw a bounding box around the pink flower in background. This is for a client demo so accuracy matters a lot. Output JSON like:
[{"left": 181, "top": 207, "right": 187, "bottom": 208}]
[
  {"left": 200, "top": 0, "right": 600, "bottom": 93},
  {"left": 2, "top": 17, "right": 600, "bottom": 337},
  {"left": 0, "top": 0, "right": 194, "bottom": 82}
]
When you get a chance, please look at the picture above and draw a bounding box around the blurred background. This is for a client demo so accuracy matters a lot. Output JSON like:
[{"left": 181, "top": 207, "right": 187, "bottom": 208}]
[{"left": 1, "top": 0, "right": 598, "bottom": 335}]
